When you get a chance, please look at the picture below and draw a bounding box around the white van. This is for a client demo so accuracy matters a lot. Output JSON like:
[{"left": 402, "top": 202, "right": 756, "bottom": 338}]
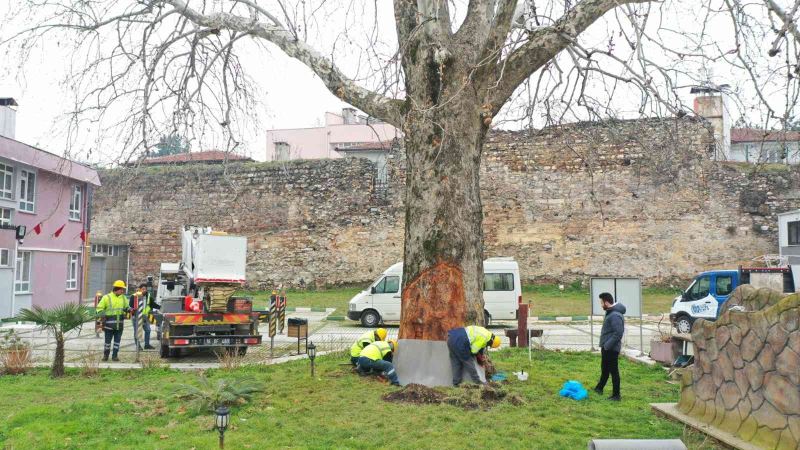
[{"left": 346, "top": 257, "right": 522, "bottom": 327}]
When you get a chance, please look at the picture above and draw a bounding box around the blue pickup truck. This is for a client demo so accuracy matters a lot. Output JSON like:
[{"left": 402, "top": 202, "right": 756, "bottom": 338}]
[{"left": 669, "top": 267, "right": 794, "bottom": 333}]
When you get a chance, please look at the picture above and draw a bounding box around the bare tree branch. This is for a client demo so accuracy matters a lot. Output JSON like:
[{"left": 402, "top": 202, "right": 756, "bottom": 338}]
[
  {"left": 488, "top": 0, "right": 654, "bottom": 112},
  {"left": 166, "top": 0, "right": 403, "bottom": 126}
]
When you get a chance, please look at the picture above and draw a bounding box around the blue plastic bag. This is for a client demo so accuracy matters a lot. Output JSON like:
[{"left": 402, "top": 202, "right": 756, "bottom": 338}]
[
  {"left": 491, "top": 372, "right": 507, "bottom": 382},
  {"left": 558, "top": 380, "right": 588, "bottom": 401}
]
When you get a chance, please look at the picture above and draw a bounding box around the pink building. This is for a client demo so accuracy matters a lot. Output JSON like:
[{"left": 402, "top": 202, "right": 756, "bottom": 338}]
[
  {"left": 265, "top": 108, "right": 402, "bottom": 161},
  {"left": 0, "top": 98, "right": 101, "bottom": 318}
]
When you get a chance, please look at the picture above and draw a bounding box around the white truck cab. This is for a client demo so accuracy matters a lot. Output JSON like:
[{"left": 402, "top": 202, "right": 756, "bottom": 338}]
[{"left": 347, "top": 258, "right": 522, "bottom": 327}]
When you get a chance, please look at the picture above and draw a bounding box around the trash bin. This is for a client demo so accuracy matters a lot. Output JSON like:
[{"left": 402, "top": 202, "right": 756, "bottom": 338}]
[{"left": 288, "top": 318, "right": 308, "bottom": 338}]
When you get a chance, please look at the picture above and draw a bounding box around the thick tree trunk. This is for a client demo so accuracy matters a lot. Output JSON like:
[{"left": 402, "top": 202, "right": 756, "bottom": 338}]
[
  {"left": 52, "top": 333, "right": 65, "bottom": 378},
  {"left": 398, "top": 98, "right": 487, "bottom": 340}
]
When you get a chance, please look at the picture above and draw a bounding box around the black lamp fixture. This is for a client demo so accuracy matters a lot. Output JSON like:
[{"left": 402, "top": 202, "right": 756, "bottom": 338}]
[
  {"left": 215, "top": 405, "right": 230, "bottom": 449},
  {"left": 308, "top": 341, "right": 317, "bottom": 377}
]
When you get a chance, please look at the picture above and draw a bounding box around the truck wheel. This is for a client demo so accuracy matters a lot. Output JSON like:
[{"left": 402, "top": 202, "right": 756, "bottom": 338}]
[
  {"left": 237, "top": 347, "right": 247, "bottom": 356},
  {"left": 360, "top": 310, "right": 381, "bottom": 327},
  {"left": 675, "top": 315, "right": 694, "bottom": 334},
  {"left": 168, "top": 347, "right": 181, "bottom": 358},
  {"left": 484, "top": 310, "right": 492, "bottom": 327},
  {"left": 160, "top": 344, "right": 169, "bottom": 358}
]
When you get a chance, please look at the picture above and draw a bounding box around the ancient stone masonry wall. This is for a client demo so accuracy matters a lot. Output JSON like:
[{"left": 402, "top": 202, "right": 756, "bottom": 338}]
[
  {"left": 677, "top": 286, "right": 800, "bottom": 449},
  {"left": 92, "top": 159, "right": 404, "bottom": 288},
  {"left": 93, "top": 117, "right": 800, "bottom": 288}
]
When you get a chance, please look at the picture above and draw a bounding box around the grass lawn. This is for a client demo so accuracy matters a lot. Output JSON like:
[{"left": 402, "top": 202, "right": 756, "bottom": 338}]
[
  {"left": 0, "top": 349, "right": 721, "bottom": 449},
  {"left": 237, "top": 287, "right": 362, "bottom": 314},
  {"left": 524, "top": 283, "right": 681, "bottom": 317},
  {"left": 239, "top": 283, "right": 682, "bottom": 317}
]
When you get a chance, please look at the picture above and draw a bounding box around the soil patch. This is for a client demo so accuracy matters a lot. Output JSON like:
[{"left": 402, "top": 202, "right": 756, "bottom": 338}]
[
  {"left": 383, "top": 384, "right": 446, "bottom": 404},
  {"left": 382, "top": 383, "right": 525, "bottom": 410}
]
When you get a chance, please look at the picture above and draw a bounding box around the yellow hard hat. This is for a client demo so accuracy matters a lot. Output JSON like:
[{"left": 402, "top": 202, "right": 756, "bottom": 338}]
[
  {"left": 490, "top": 335, "right": 501, "bottom": 349},
  {"left": 375, "top": 328, "right": 388, "bottom": 341},
  {"left": 389, "top": 340, "right": 398, "bottom": 351},
  {"left": 112, "top": 280, "right": 127, "bottom": 289}
]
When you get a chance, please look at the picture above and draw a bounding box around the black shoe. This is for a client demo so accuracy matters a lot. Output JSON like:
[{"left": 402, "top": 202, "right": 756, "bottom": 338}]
[
  {"left": 593, "top": 387, "right": 603, "bottom": 395},
  {"left": 144, "top": 345, "right": 155, "bottom": 350},
  {"left": 112, "top": 356, "right": 120, "bottom": 362},
  {"left": 608, "top": 394, "right": 621, "bottom": 401}
]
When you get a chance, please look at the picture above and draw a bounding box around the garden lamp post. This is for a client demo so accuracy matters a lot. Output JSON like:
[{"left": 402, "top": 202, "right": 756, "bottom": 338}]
[
  {"left": 215, "top": 405, "right": 230, "bottom": 449},
  {"left": 308, "top": 341, "right": 317, "bottom": 377}
]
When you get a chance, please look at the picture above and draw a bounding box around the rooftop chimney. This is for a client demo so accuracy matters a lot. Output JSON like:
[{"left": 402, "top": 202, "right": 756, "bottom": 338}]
[
  {"left": 0, "top": 98, "right": 18, "bottom": 140},
  {"left": 691, "top": 86, "right": 730, "bottom": 160},
  {"left": 342, "top": 107, "right": 358, "bottom": 125}
]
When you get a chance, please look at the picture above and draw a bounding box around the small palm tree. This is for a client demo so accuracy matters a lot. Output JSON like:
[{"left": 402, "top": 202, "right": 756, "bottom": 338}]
[
  {"left": 16, "top": 303, "right": 95, "bottom": 378},
  {"left": 175, "top": 375, "right": 263, "bottom": 414}
]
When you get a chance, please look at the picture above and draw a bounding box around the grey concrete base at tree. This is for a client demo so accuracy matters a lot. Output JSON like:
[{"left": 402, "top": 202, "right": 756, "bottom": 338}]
[
  {"left": 394, "top": 339, "right": 486, "bottom": 387},
  {"left": 587, "top": 439, "right": 687, "bottom": 450}
]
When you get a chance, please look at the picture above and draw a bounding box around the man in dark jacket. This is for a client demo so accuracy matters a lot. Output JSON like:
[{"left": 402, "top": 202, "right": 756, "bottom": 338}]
[{"left": 594, "top": 292, "right": 626, "bottom": 401}]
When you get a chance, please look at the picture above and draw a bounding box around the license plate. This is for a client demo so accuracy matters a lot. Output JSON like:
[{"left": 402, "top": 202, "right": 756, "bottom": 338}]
[{"left": 205, "top": 338, "right": 234, "bottom": 345}]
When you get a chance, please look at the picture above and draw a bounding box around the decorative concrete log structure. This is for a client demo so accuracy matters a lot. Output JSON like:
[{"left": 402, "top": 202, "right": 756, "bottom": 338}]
[{"left": 677, "top": 285, "right": 800, "bottom": 449}]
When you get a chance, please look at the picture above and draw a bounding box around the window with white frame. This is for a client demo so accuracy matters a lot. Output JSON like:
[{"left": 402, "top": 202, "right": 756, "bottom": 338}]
[
  {"left": 0, "top": 207, "right": 10, "bottom": 226},
  {"left": 19, "top": 170, "right": 36, "bottom": 212},
  {"left": 0, "top": 249, "right": 9, "bottom": 267},
  {"left": 0, "top": 163, "right": 12, "bottom": 200},
  {"left": 69, "top": 185, "right": 82, "bottom": 220},
  {"left": 66, "top": 254, "right": 79, "bottom": 290},
  {"left": 15, "top": 251, "right": 32, "bottom": 293}
]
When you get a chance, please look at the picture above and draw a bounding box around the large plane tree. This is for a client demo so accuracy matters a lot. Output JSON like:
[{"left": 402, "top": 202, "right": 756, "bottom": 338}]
[{"left": 2, "top": 0, "right": 797, "bottom": 382}]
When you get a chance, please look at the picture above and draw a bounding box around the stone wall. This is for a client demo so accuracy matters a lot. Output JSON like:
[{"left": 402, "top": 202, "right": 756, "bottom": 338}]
[
  {"left": 91, "top": 117, "right": 800, "bottom": 288},
  {"left": 677, "top": 285, "right": 800, "bottom": 449},
  {"left": 92, "top": 159, "right": 404, "bottom": 287}
]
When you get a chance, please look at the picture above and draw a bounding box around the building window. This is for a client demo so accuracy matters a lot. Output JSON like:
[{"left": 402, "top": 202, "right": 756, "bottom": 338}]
[
  {"left": 19, "top": 170, "right": 35, "bottom": 212},
  {"left": 483, "top": 273, "right": 515, "bottom": 291},
  {"left": 69, "top": 185, "right": 82, "bottom": 220},
  {"left": 0, "top": 163, "right": 12, "bottom": 200},
  {"left": 66, "top": 254, "right": 79, "bottom": 290},
  {"left": 0, "top": 207, "right": 10, "bottom": 226},
  {"left": 14, "top": 251, "right": 32, "bottom": 293},
  {"left": 789, "top": 221, "right": 800, "bottom": 246},
  {"left": 0, "top": 249, "right": 9, "bottom": 267}
]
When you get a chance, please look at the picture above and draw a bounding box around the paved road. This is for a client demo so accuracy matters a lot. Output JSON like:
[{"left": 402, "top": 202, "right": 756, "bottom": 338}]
[{"left": 2, "top": 314, "right": 666, "bottom": 368}]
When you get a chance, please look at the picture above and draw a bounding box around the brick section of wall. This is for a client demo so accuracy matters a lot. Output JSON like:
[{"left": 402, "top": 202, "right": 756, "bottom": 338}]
[
  {"left": 92, "top": 117, "right": 800, "bottom": 288},
  {"left": 678, "top": 286, "right": 800, "bottom": 449}
]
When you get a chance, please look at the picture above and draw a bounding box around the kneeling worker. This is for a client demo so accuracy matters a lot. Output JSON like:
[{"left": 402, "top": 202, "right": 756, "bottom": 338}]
[
  {"left": 447, "top": 325, "right": 501, "bottom": 386},
  {"left": 350, "top": 328, "right": 388, "bottom": 365},
  {"left": 357, "top": 340, "right": 399, "bottom": 385}
]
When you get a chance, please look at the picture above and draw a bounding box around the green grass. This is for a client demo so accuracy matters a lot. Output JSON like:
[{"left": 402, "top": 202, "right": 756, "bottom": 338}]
[
  {"left": 524, "top": 283, "right": 681, "bottom": 317},
  {"left": 238, "top": 283, "right": 682, "bottom": 318},
  {"left": 0, "top": 349, "right": 721, "bottom": 449},
  {"left": 237, "top": 287, "right": 362, "bottom": 314}
]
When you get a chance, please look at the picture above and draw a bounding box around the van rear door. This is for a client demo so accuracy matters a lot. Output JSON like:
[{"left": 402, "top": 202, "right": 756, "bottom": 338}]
[{"left": 483, "top": 271, "right": 517, "bottom": 320}]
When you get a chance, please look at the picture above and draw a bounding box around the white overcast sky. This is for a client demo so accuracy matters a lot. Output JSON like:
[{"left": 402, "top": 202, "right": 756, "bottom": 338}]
[{"left": 0, "top": 0, "right": 793, "bottom": 165}]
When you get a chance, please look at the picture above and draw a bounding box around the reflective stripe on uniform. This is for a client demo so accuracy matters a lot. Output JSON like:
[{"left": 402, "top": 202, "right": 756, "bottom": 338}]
[
  {"left": 359, "top": 341, "right": 392, "bottom": 361},
  {"left": 350, "top": 330, "right": 377, "bottom": 357},
  {"left": 466, "top": 326, "right": 492, "bottom": 354}
]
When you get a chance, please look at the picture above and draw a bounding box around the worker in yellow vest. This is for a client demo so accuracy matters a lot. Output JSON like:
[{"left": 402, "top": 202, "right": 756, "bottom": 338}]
[
  {"left": 349, "top": 328, "right": 387, "bottom": 365},
  {"left": 446, "top": 325, "right": 501, "bottom": 386},
  {"left": 130, "top": 283, "right": 158, "bottom": 350},
  {"left": 357, "top": 340, "right": 399, "bottom": 385},
  {"left": 96, "top": 280, "right": 131, "bottom": 362}
]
